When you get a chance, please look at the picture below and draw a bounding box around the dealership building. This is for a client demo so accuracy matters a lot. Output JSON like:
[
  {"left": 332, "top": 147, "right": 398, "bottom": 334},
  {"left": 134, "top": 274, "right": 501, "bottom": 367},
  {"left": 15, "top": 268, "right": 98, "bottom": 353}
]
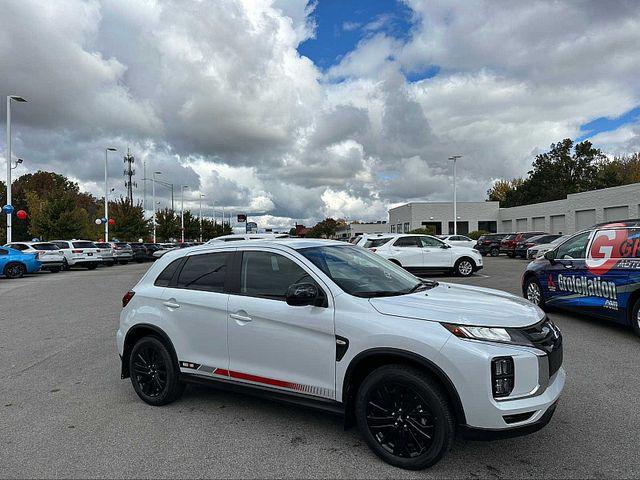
[{"left": 388, "top": 182, "right": 640, "bottom": 235}]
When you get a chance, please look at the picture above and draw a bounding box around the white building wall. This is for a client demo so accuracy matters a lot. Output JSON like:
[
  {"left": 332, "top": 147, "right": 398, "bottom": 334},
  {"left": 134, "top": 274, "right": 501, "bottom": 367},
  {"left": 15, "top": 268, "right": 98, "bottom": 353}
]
[{"left": 388, "top": 202, "right": 499, "bottom": 234}]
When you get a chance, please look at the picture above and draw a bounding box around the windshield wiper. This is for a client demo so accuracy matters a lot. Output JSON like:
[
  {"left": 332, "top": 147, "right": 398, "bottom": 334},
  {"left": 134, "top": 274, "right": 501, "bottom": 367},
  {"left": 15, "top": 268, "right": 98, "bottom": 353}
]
[
  {"left": 352, "top": 290, "right": 406, "bottom": 298},
  {"left": 407, "top": 280, "right": 439, "bottom": 294}
]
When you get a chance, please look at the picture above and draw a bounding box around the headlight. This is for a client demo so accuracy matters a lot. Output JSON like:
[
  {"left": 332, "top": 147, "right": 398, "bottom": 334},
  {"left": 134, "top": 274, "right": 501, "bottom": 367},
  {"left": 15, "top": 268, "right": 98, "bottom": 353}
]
[{"left": 442, "top": 323, "right": 513, "bottom": 342}]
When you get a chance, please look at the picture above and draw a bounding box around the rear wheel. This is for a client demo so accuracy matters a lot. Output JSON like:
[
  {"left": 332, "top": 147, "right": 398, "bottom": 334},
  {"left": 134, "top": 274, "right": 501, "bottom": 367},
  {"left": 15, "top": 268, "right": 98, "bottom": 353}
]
[
  {"left": 4, "top": 262, "right": 26, "bottom": 279},
  {"left": 62, "top": 258, "right": 70, "bottom": 271},
  {"left": 524, "top": 276, "right": 545, "bottom": 308},
  {"left": 507, "top": 251, "right": 515, "bottom": 258},
  {"left": 490, "top": 247, "right": 500, "bottom": 257},
  {"left": 50, "top": 266, "right": 61, "bottom": 273},
  {"left": 129, "top": 336, "right": 185, "bottom": 406},
  {"left": 87, "top": 263, "right": 97, "bottom": 270},
  {"left": 355, "top": 365, "right": 454, "bottom": 470},
  {"left": 454, "top": 257, "right": 474, "bottom": 277},
  {"left": 630, "top": 298, "right": 640, "bottom": 338}
]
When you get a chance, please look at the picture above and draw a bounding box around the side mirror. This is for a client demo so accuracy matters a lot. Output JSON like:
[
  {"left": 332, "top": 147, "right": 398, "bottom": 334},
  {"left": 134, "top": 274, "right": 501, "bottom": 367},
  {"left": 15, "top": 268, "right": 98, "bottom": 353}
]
[
  {"left": 286, "top": 283, "right": 320, "bottom": 307},
  {"left": 544, "top": 250, "right": 556, "bottom": 262},
  {"left": 441, "top": 244, "right": 451, "bottom": 249}
]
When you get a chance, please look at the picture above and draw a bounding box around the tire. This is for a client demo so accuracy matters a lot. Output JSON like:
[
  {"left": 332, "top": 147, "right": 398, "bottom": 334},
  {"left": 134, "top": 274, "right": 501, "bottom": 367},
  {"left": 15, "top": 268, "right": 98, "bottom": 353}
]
[
  {"left": 355, "top": 365, "right": 455, "bottom": 470},
  {"left": 50, "top": 266, "right": 61, "bottom": 273},
  {"left": 4, "top": 262, "right": 26, "bottom": 279},
  {"left": 490, "top": 247, "right": 500, "bottom": 257},
  {"left": 120, "top": 260, "right": 129, "bottom": 265},
  {"left": 507, "top": 251, "right": 515, "bottom": 258},
  {"left": 524, "top": 276, "right": 545, "bottom": 308},
  {"left": 630, "top": 298, "right": 640, "bottom": 338},
  {"left": 87, "top": 263, "right": 97, "bottom": 270},
  {"left": 454, "top": 257, "right": 475, "bottom": 277},
  {"left": 62, "top": 258, "right": 71, "bottom": 271},
  {"left": 129, "top": 336, "right": 185, "bottom": 406}
]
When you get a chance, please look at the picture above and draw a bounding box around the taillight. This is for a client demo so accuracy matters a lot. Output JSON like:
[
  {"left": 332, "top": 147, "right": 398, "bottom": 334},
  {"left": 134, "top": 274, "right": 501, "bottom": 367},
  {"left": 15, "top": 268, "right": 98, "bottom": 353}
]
[
  {"left": 122, "top": 291, "right": 135, "bottom": 308},
  {"left": 72, "top": 249, "right": 83, "bottom": 253}
]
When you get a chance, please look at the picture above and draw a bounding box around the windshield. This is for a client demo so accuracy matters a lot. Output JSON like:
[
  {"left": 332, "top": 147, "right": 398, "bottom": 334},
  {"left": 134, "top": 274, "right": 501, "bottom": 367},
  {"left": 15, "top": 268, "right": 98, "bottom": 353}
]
[
  {"left": 363, "top": 237, "right": 393, "bottom": 248},
  {"left": 32, "top": 243, "right": 59, "bottom": 250},
  {"left": 298, "top": 245, "right": 435, "bottom": 298}
]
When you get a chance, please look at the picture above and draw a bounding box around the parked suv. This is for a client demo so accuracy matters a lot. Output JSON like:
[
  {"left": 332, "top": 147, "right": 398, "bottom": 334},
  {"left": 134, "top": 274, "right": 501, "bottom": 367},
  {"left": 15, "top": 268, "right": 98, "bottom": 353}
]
[
  {"left": 373, "top": 234, "right": 483, "bottom": 276},
  {"left": 118, "top": 239, "right": 564, "bottom": 469},
  {"left": 523, "top": 220, "right": 640, "bottom": 337},
  {"left": 474, "top": 233, "right": 509, "bottom": 257},
  {"left": 5, "top": 242, "right": 64, "bottom": 272},
  {"left": 50, "top": 240, "right": 101, "bottom": 270},
  {"left": 94, "top": 242, "right": 116, "bottom": 266},
  {"left": 108, "top": 242, "right": 134, "bottom": 264},
  {"left": 128, "top": 243, "right": 149, "bottom": 263},
  {"left": 501, "top": 232, "right": 545, "bottom": 257}
]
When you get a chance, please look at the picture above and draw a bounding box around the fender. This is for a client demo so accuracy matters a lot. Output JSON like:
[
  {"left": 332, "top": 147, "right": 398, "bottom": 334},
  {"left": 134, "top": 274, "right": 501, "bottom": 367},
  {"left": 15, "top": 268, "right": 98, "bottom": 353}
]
[
  {"left": 342, "top": 347, "right": 466, "bottom": 425},
  {"left": 121, "top": 323, "right": 179, "bottom": 379}
]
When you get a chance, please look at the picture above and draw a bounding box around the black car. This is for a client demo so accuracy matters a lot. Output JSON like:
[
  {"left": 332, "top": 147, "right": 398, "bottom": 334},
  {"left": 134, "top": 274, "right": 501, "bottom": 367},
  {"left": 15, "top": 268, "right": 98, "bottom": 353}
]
[
  {"left": 474, "top": 233, "right": 510, "bottom": 256},
  {"left": 514, "top": 234, "right": 563, "bottom": 258},
  {"left": 128, "top": 243, "right": 149, "bottom": 263},
  {"left": 143, "top": 243, "right": 162, "bottom": 260}
]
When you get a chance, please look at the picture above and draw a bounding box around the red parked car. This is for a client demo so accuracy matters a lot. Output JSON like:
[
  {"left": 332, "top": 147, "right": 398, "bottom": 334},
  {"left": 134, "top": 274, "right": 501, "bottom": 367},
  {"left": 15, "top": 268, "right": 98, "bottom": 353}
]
[{"left": 500, "top": 231, "right": 545, "bottom": 257}]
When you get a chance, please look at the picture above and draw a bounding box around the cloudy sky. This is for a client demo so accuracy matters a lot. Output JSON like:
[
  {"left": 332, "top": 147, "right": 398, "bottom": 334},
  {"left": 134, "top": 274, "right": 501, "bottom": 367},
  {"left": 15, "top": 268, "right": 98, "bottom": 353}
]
[{"left": 2, "top": 0, "right": 640, "bottom": 229}]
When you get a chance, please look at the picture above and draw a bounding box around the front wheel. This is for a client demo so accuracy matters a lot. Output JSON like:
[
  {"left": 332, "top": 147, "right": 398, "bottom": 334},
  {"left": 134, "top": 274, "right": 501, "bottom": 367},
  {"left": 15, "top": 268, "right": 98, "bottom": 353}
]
[
  {"left": 490, "top": 247, "right": 500, "bottom": 257},
  {"left": 524, "top": 276, "right": 545, "bottom": 308},
  {"left": 50, "top": 266, "right": 61, "bottom": 273},
  {"left": 355, "top": 365, "right": 454, "bottom": 470},
  {"left": 454, "top": 258, "right": 475, "bottom": 277},
  {"left": 630, "top": 298, "right": 640, "bottom": 338},
  {"left": 129, "top": 336, "right": 185, "bottom": 406},
  {"left": 87, "top": 263, "right": 97, "bottom": 270},
  {"left": 4, "top": 262, "right": 26, "bottom": 279}
]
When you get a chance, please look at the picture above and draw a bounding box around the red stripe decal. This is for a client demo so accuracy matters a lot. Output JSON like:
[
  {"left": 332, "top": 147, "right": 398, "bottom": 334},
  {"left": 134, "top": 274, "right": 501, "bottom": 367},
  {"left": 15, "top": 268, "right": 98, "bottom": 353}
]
[
  {"left": 229, "top": 370, "right": 296, "bottom": 389},
  {"left": 213, "top": 368, "right": 229, "bottom": 377}
]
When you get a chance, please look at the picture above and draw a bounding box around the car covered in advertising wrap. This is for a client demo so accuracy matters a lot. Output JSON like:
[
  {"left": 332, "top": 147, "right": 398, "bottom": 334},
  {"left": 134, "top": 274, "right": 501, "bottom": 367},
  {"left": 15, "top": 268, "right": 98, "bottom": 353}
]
[{"left": 522, "top": 221, "right": 640, "bottom": 337}]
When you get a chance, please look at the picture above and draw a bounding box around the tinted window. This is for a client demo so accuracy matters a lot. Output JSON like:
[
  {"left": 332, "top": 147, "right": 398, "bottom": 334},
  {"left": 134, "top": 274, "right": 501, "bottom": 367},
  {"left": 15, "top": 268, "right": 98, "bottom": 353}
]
[
  {"left": 72, "top": 241, "right": 96, "bottom": 248},
  {"left": 154, "top": 259, "right": 183, "bottom": 287},
  {"left": 223, "top": 237, "right": 244, "bottom": 242},
  {"left": 556, "top": 232, "right": 591, "bottom": 259},
  {"left": 0, "top": 249, "right": 7, "bottom": 255},
  {"left": 52, "top": 241, "right": 68, "bottom": 249},
  {"left": 33, "top": 243, "right": 59, "bottom": 250},
  {"left": 175, "top": 253, "right": 229, "bottom": 292},
  {"left": 115, "top": 242, "right": 129, "bottom": 247},
  {"left": 420, "top": 236, "right": 445, "bottom": 247},
  {"left": 241, "top": 251, "right": 313, "bottom": 299},
  {"left": 95, "top": 243, "right": 109, "bottom": 248},
  {"left": 394, "top": 236, "right": 421, "bottom": 248},
  {"left": 9, "top": 243, "right": 28, "bottom": 250},
  {"left": 363, "top": 238, "right": 393, "bottom": 248},
  {"left": 522, "top": 232, "right": 544, "bottom": 239}
]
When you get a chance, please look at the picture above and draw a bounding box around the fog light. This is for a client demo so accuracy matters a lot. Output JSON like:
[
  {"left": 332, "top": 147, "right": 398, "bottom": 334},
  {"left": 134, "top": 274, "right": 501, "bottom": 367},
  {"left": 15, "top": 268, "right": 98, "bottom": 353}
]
[{"left": 492, "top": 356, "right": 514, "bottom": 398}]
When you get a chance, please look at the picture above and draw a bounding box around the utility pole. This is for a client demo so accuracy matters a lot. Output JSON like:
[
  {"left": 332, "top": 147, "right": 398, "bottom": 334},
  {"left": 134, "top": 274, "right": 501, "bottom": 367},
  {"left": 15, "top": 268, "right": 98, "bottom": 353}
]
[
  {"left": 449, "top": 155, "right": 462, "bottom": 235},
  {"left": 5, "top": 95, "right": 27, "bottom": 243},
  {"left": 152, "top": 171, "right": 162, "bottom": 242},
  {"left": 142, "top": 160, "right": 147, "bottom": 213},
  {"left": 180, "top": 185, "right": 189, "bottom": 243},
  {"left": 123, "top": 148, "right": 136, "bottom": 205},
  {"left": 104, "top": 147, "right": 117, "bottom": 242},
  {"left": 199, "top": 194, "right": 205, "bottom": 242}
]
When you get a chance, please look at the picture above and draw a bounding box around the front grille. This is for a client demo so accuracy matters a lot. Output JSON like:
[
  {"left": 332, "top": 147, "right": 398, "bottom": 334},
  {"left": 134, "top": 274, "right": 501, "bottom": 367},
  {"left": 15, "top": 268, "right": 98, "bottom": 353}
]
[{"left": 520, "top": 318, "right": 563, "bottom": 377}]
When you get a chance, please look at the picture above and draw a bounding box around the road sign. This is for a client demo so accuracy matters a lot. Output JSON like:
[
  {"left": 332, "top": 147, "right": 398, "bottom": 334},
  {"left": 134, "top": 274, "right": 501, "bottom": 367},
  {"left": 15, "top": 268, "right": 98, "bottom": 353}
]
[{"left": 237, "top": 214, "right": 247, "bottom": 223}]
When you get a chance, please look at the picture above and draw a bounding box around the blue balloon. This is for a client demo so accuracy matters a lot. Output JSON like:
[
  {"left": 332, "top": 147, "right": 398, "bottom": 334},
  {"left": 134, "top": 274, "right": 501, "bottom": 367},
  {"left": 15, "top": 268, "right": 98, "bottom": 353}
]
[
  {"left": 2, "top": 204, "right": 14, "bottom": 215},
  {"left": 102, "top": 217, "right": 108, "bottom": 223}
]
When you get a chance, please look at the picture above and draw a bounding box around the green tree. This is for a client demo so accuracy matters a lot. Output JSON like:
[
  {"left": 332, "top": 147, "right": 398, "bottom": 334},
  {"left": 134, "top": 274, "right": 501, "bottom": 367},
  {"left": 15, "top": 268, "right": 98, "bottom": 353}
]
[
  {"left": 155, "top": 208, "right": 180, "bottom": 241},
  {"left": 487, "top": 178, "right": 523, "bottom": 203},
  {"left": 409, "top": 227, "right": 436, "bottom": 235},
  {"left": 202, "top": 219, "right": 233, "bottom": 241},
  {"left": 30, "top": 194, "right": 91, "bottom": 240},
  {"left": 182, "top": 210, "right": 200, "bottom": 241},
  {"left": 109, "top": 198, "right": 150, "bottom": 241},
  {"left": 308, "top": 218, "right": 340, "bottom": 238}
]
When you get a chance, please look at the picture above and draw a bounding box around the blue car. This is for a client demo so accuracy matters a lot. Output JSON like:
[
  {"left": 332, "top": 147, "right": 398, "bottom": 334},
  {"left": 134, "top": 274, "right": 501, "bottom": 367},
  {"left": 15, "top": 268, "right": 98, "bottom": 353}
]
[
  {"left": 0, "top": 245, "right": 42, "bottom": 279},
  {"left": 522, "top": 220, "right": 640, "bottom": 337}
]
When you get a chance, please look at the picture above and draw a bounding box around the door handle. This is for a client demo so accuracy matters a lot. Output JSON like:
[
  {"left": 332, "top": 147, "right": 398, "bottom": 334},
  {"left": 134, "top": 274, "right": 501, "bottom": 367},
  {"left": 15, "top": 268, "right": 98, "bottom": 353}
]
[
  {"left": 563, "top": 264, "right": 573, "bottom": 269},
  {"left": 230, "top": 313, "right": 252, "bottom": 323},
  {"left": 163, "top": 300, "right": 180, "bottom": 309}
]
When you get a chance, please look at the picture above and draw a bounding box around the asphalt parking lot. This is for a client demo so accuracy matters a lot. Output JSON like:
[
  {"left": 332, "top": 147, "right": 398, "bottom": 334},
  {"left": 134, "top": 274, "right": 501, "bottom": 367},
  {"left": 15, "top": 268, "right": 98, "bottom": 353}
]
[{"left": 1, "top": 257, "right": 639, "bottom": 479}]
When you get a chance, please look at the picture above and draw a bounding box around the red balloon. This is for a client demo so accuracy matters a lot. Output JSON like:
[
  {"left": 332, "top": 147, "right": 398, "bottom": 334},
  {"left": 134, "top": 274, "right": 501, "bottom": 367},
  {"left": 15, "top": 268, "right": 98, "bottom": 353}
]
[
  {"left": 108, "top": 218, "right": 115, "bottom": 225},
  {"left": 16, "top": 210, "right": 27, "bottom": 220}
]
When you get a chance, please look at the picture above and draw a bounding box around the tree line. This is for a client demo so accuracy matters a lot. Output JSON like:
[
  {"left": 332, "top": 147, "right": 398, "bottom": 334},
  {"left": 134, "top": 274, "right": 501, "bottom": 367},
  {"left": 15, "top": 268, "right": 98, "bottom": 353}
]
[
  {"left": 487, "top": 139, "right": 640, "bottom": 207},
  {"left": 0, "top": 171, "right": 232, "bottom": 243}
]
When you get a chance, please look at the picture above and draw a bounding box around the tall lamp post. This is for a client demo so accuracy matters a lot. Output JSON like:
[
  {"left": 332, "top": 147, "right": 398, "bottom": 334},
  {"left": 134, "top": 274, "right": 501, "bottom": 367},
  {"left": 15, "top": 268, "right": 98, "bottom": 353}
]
[
  {"left": 199, "top": 194, "right": 205, "bottom": 242},
  {"left": 152, "top": 171, "right": 162, "bottom": 242},
  {"left": 449, "top": 155, "right": 462, "bottom": 235},
  {"left": 5, "top": 95, "right": 27, "bottom": 243},
  {"left": 104, "top": 147, "right": 117, "bottom": 241},
  {"left": 180, "top": 185, "right": 189, "bottom": 243}
]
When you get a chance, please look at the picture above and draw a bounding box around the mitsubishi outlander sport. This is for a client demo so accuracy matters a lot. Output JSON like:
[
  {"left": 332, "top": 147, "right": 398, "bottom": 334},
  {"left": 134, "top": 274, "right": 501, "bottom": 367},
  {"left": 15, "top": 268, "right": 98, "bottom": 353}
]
[{"left": 117, "top": 239, "right": 564, "bottom": 470}]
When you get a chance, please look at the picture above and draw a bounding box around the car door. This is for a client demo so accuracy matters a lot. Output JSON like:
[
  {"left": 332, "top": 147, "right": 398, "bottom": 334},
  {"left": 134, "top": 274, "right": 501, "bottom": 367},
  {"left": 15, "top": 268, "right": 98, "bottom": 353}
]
[
  {"left": 226, "top": 248, "right": 336, "bottom": 399},
  {"left": 389, "top": 236, "right": 424, "bottom": 267},
  {"left": 420, "top": 236, "right": 452, "bottom": 267},
  {"left": 159, "top": 250, "right": 232, "bottom": 374}
]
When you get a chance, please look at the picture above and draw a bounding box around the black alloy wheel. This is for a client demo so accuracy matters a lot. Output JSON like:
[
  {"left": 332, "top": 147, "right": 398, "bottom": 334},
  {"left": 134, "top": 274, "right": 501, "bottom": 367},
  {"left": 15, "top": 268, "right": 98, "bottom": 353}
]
[
  {"left": 62, "top": 258, "right": 70, "bottom": 271},
  {"left": 4, "top": 263, "right": 26, "bottom": 279},
  {"left": 129, "top": 336, "right": 185, "bottom": 406},
  {"left": 356, "top": 365, "right": 454, "bottom": 470},
  {"left": 490, "top": 247, "right": 500, "bottom": 257}
]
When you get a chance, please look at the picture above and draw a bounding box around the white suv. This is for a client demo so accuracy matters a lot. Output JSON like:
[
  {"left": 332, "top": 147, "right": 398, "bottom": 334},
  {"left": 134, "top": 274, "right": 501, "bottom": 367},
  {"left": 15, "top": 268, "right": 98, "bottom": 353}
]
[
  {"left": 117, "top": 239, "right": 564, "bottom": 470},
  {"left": 51, "top": 240, "right": 101, "bottom": 270},
  {"left": 5, "top": 242, "right": 65, "bottom": 272},
  {"left": 372, "top": 234, "right": 483, "bottom": 277}
]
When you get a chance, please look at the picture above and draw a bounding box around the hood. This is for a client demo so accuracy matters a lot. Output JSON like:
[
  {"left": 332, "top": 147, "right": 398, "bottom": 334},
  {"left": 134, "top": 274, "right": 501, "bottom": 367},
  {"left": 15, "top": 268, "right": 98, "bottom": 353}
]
[{"left": 369, "top": 282, "right": 543, "bottom": 328}]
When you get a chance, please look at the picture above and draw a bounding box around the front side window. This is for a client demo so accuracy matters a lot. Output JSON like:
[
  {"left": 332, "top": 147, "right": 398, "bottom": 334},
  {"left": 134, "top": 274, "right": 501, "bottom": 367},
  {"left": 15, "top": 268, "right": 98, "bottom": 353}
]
[
  {"left": 299, "top": 245, "right": 423, "bottom": 298},
  {"left": 240, "top": 251, "right": 314, "bottom": 300},
  {"left": 394, "top": 236, "right": 421, "bottom": 248},
  {"left": 420, "top": 236, "right": 446, "bottom": 247},
  {"left": 363, "top": 237, "right": 393, "bottom": 248},
  {"left": 176, "top": 253, "right": 229, "bottom": 292},
  {"left": 556, "top": 231, "right": 591, "bottom": 259}
]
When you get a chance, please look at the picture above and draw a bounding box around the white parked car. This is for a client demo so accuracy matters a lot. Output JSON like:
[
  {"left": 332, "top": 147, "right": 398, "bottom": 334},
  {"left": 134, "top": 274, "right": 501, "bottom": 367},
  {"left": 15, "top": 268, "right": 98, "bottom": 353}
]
[
  {"left": 526, "top": 235, "right": 569, "bottom": 259},
  {"left": 438, "top": 235, "right": 476, "bottom": 248},
  {"left": 206, "top": 233, "right": 290, "bottom": 243},
  {"left": 152, "top": 243, "right": 178, "bottom": 259},
  {"left": 117, "top": 239, "right": 564, "bottom": 470},
  {"left": 50, "top": 240, "right": 101, "bottom": 270},
  {"left": 107, "top": 242, "right": 134, "bottom": 264},
  {"left": 5, "top": 242, "right": 65, "bottom": 272},
  {"left": 373, "top": 234, "right": 483, "bottom": 277},
  {"left": 351, "top": 233, "right": 394, "bottom": 247},
  {"left": 94, "top": 242, "right": 116, "bottom": 266}
]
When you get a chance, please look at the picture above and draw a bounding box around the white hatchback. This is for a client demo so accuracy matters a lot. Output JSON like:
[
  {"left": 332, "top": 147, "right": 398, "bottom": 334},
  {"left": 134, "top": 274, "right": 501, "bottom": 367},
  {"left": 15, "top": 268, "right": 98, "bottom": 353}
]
[
  {"left": 117, "top": 239, "right": 564, "bottom": 470},
  {"left": 372, "top": 234, "right": 483, "bottom": 277}
]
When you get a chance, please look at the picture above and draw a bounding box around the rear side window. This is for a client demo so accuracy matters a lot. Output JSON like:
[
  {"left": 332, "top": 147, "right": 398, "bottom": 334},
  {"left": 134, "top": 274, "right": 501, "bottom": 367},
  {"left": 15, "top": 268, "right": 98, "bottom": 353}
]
[
  {"left": 72, "top": 241, "right": 96, "bottom": 248},
  {"left": 52, "top": 241, "right": 68, "bottom": 249},
  {"left": 9, "top": 243, "right": 28, "bottom": 250},
  {"left": 154, "top": 259, "right": 184, "bottom": 287},
  {"left": 394, "top": 236, "right": 421, "bottom": 248},
  {"left": 33, "top": 243, "right": 59, "bottom": 250},
  {"left": 363, "top": 238, "right": 393, "bottom": 248},
  {"left": 176, "top": 253, "right": 230, "bottom": 292},
  {"left": 240, "top": 251, "right": 314, "bottom": 300}
]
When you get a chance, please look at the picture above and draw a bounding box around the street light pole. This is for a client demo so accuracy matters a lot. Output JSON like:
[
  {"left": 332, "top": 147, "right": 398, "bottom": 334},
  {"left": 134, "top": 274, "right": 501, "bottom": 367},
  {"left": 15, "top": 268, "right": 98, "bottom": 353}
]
[
  {"left": 104, "top": 147, "right": 117, "bottom": 241},
  {"left": 180, "top": 185, "right": 189, "bottom": 243},
  {"left": 152, "top": 171, "right": 162, "bottom": 242},
  {"left": 5, "top": 95, "right": 27, "bottom": 243},
  {"left": 199, "top": 194, "right": 205, "bottom": 242},
  {"left": 449, "top": 155, "right": 462, "bottom": 235}
]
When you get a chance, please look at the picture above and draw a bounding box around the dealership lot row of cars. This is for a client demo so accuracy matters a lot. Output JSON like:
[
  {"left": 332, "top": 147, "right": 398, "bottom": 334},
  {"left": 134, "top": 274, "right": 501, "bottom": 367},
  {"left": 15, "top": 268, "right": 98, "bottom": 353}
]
[{"left": 0, "top": 240, "right": 192, "bottom": 279}]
